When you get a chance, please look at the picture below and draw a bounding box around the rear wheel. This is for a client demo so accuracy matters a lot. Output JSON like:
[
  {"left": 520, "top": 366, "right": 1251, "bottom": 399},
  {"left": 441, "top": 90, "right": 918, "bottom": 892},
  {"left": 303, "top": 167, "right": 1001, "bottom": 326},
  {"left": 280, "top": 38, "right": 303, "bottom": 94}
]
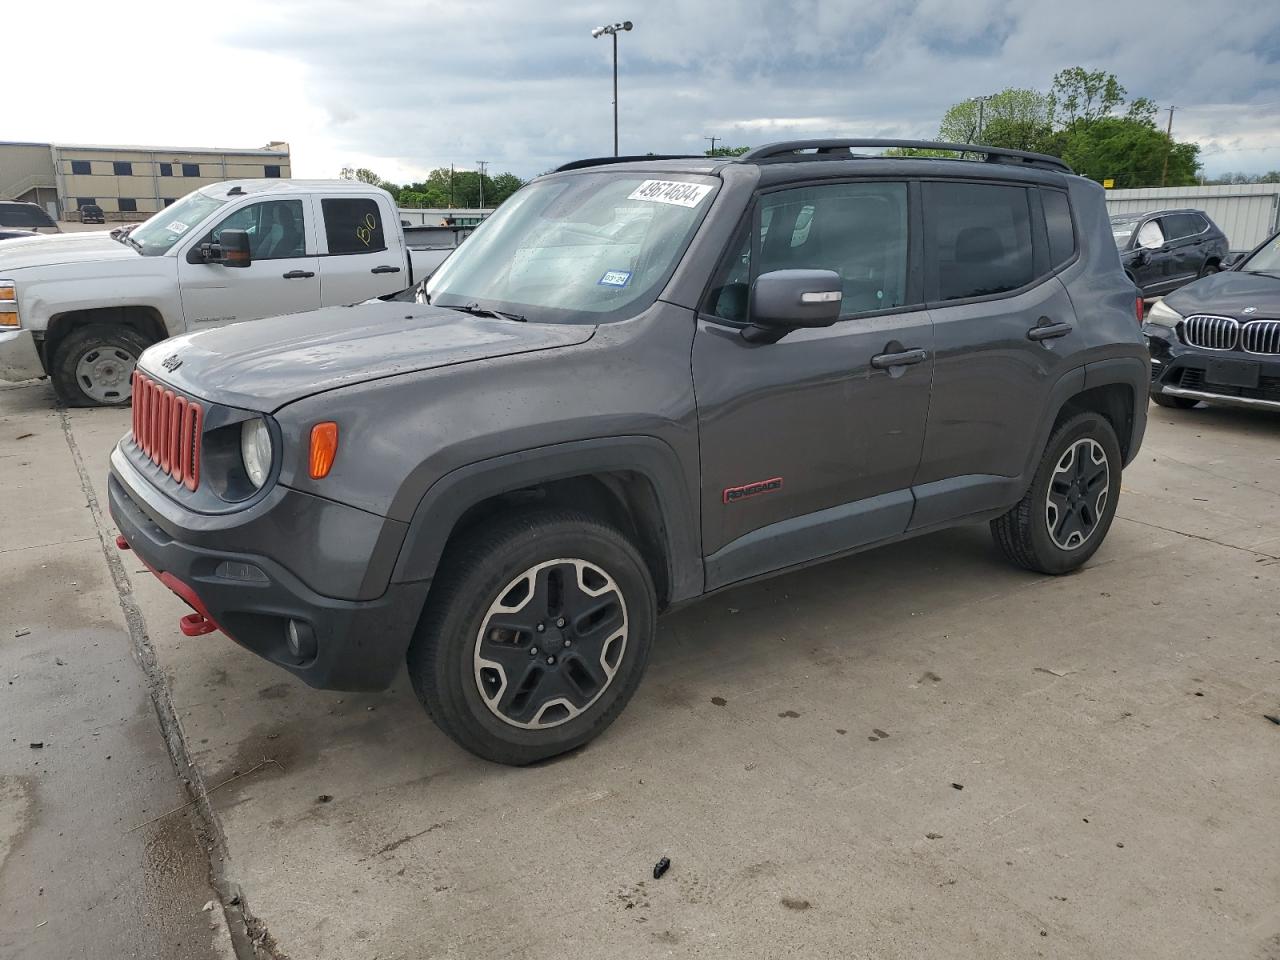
[
  {"left": 406, "top": 509, "right": 656, "bottom": 765},
  {"left": 50, "top": 324, "right": 149, "bottom": 407},
  {"left": 1151, "top": 392, "right": 1198, "bottom": 409},
  {"left": 991, "top": 412, "right": 1122, "bottom": 575}
]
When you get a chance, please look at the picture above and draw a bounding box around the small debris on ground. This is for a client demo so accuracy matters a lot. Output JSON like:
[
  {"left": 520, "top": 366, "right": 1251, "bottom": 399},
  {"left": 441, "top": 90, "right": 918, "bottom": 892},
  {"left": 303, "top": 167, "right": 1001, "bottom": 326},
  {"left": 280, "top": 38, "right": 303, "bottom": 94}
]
[
  {"left": 781, "top": 896, "right": 811, "bottom": 911},
  {"left": 14, "top": 629, "right": 30, "bottom": 638},
  {"left": 315, "top": 794, "right": 333, "bottom": 804},
  {"left": 202, "top": 900, "right": 217, "bottom": 912},
  {"left": 1116, "top": 842, "right": 1125, "bottom": 848},
  {"left": 1263, "top": 715, "right": 1280, "bottom": 725},
  {"left": 872, "top": 728, "right": 889, "bottom": 738},
  {"left": 1034, "top": 667, "right": 1073, "bottom": 678},
  {"left": 54, "top": 657, "right": 66, "bottom": 667},
  {"left": 15, "top": 433, "right": 34, "bottom": 440},
  {"left": 951, "top": 783, "right": 964, "bottom": 790},
  {"left": 710, "top": 696, "right": 727, "bottom": 707},
  {"left": 652, "top": 856, "right": 671, "bottom": 880},
  {"left": 778, "top": 710, "right": 800, "bottom": 718},
  {"left": 925, "top": 832, "right": 943, "bottom": 840},
  {"left": 29, "top": 742, "right": 43, "bottom": 750}
]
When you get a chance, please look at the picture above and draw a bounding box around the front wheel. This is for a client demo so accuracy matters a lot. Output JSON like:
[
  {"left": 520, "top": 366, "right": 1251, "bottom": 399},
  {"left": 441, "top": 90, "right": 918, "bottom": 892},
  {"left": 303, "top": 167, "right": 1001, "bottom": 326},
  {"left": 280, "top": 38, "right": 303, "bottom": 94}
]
[
  {"left": 991, "top": 412, "right": 1122, "bottom": 575},
  {"left": 407, "top": 509, "right": 656, "bottom": 765},
  {"left": 50, "top": 324, "right": 149, "bottom": 407}
]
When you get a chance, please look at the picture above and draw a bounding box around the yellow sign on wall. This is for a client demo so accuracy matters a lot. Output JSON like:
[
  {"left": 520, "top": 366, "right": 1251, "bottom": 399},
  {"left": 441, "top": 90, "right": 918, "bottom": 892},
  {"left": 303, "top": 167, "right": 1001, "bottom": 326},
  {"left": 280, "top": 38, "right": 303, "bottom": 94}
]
[{"left": 1102, "top": 178, "right": 1115, "bottom": 189}]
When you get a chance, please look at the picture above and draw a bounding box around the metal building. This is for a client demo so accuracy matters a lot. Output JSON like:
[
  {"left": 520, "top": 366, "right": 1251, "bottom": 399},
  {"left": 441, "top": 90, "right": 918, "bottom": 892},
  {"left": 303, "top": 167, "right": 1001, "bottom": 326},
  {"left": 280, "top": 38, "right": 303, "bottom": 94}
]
[{"left": 1105, "top": 184, "right": 1280, "bottom": 250}]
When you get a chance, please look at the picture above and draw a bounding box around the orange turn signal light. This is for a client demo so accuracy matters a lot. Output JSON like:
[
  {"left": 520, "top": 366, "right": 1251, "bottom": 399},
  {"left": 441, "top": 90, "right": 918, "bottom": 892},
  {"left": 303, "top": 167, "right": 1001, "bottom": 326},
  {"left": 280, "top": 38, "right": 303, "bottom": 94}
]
[{"left": 309, "top": 421, "right": 339, "bottom": 479}]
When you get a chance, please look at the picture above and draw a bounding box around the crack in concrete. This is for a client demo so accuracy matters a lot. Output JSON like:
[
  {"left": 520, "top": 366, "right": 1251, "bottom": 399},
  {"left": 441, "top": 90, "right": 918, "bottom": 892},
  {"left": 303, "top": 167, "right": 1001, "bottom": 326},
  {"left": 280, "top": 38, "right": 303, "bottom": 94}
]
[
  {"left": 1115, "top": 513, "right": 1280, "bottom": 561},
  {"left": 56, "top": 407, "right": 268, "bottom": 960}
]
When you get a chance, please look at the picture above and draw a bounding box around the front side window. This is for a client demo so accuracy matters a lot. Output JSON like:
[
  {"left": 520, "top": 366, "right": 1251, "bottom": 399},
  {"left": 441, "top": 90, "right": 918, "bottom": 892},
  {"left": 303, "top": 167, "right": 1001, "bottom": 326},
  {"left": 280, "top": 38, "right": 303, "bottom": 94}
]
[
  {"left": 128, "top": 190, "right": 228, "bottom": 256},
  {"left": 926, "top": 182, "right": 1034, "bottom": 302},
  {"left": 206, "top": 200, "right": 306, "bottom": 259},
  {"left": 1136, "top": 219, "right": 1165, "bottom": 249},
  {"left": 707, "top": 181, "right": 910, "bottom": 323},
  {"left": 425, "top": 173, "right": 719, "bottom": 324},
  {"left": 321, "top": 198, "right": 385, "bottom": 254}
]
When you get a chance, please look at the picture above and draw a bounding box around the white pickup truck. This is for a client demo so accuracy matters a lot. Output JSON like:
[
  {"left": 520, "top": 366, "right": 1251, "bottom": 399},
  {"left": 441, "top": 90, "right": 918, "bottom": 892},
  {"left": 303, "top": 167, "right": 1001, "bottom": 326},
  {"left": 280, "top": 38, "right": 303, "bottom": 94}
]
[{"left": 0, "top": 180, "right": 446, "bottom": 405}]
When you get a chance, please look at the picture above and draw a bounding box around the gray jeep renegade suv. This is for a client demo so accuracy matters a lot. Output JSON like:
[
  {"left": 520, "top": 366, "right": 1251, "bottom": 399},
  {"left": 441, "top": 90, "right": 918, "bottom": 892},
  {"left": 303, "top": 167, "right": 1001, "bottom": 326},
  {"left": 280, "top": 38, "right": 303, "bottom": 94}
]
[{"left": 108, "top": 140, "right": 1148, "bottom": 764}]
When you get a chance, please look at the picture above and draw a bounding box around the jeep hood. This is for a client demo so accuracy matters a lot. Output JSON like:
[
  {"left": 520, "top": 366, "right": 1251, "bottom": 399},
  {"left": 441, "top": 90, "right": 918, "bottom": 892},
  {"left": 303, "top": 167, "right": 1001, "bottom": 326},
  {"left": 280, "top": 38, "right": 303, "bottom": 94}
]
[
  {"left": 1164, "top": 270, "right": 1280, "bottom": 320},
  {"left": 139, "top": 301, "right": 597, "bottom": 410},
  {"left": 0, "top": 231, "right": 138, "bottom": 272}
]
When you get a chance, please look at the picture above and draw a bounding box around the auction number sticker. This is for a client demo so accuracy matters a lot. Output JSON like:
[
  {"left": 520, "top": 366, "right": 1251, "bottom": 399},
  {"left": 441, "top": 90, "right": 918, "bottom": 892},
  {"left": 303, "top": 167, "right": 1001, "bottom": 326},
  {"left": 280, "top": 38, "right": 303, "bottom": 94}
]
[
  {"left": 167, "top": 221, "right": 190, "bottom": 234},
  {"left": 627, "top": 180, "right": 713, "bottom": 207},
  {"left": 598, "top": 270, "right": 632, "bottom": 287}
]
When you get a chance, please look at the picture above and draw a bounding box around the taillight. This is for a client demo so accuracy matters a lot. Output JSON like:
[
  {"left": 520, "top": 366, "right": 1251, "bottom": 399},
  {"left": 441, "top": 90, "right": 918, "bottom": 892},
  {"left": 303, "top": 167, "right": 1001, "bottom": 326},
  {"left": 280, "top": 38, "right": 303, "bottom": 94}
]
[{"left": 1136, "top": 296, "right": 1145, "bottom": 325}]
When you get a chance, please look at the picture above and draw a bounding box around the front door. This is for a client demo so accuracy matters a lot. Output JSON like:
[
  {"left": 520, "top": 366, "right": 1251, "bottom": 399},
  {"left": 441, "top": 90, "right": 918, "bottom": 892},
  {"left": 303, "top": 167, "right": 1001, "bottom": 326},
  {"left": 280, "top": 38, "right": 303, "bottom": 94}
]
[
  {"left": 910, "top": 180, "right": 1078, "bottom": 528},
  {"left": 692, "top": 180, "right": 933, "bottom": 590},
  {"left": 177, "top": 198, "right": 321, "bottom": 328}
]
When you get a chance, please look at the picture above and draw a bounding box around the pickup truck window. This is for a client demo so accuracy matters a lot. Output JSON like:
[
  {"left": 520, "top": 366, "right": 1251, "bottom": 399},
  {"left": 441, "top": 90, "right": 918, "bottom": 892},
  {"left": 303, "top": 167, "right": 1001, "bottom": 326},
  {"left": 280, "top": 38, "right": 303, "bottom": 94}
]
[
  {"left": 426, "top": 172, "right": 718, "bottom": 324},
  {"left": 205, "top": 200, "right": 306, "bottom": 259},
  {"left": 322, "top": 198, "right": 386, "bottom": 254},
  {"left": 130, "top": 191, "right": 228, "bottom": 256}
]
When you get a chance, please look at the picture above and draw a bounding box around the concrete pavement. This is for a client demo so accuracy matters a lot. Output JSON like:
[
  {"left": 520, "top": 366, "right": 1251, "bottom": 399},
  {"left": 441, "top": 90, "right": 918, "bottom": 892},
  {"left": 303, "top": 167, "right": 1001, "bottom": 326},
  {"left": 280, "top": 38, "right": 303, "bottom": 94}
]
[{"left": 4, "top": 377, "right": 1279, "bottom": 959}]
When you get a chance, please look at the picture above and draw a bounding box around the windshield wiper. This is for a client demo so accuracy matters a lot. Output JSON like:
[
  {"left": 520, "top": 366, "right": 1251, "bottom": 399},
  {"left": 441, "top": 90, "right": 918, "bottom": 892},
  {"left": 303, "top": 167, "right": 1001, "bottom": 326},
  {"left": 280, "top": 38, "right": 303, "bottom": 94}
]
[
  {"left": 1242, "top": 269, "right": 1280, "bottom": 279},
  {"left": 446, "top": 302, "right": 527, "bottom": 322}
]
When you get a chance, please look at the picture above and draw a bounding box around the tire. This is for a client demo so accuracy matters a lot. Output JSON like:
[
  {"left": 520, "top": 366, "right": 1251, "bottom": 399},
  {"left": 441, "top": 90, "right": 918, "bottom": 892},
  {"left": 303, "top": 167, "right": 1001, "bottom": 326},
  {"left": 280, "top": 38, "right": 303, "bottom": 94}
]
[
  {"left": 50, "top": 324, "right": 149, "bottom": 407},
  {"left": 406, "top": 508, "right": 656, "bottom": 765},
  {"left": 991, "top": 411, "right": 1122, "bottom": 575},
  {"left": 1151, "top": 392, "right": 1198, "bottom": 410},
  {"left": 1198, "top": 261, "right": 1220, "bottom": 278}
]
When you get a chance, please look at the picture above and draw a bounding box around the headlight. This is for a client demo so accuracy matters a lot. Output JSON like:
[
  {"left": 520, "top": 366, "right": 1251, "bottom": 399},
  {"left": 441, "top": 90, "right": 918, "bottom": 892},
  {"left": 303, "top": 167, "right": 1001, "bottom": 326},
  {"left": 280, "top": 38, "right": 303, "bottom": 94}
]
[
  {"left": 240, "top": 419, "right": 274, "bottom": 488},
  {"left": 1146, "top": 299, "right": 1183, "bottom": 327}
]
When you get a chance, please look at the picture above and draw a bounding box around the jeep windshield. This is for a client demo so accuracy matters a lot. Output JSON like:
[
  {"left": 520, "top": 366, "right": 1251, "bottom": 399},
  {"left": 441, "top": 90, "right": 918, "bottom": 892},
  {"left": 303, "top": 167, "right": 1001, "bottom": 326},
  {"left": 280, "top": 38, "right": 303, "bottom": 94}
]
[
  {"left": 127, "top": 191, "right": 229, "bottom": 256},
  {"left": 423, "top": 172, "right": 719, "bottom": 324}
]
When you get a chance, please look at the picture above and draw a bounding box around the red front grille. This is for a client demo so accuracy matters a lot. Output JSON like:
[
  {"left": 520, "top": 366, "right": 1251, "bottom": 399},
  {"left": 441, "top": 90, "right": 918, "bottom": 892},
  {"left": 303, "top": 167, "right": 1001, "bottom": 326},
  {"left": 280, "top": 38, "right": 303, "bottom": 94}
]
[{"left": 131, "top": 372, "right": 202, "bottom": 490}]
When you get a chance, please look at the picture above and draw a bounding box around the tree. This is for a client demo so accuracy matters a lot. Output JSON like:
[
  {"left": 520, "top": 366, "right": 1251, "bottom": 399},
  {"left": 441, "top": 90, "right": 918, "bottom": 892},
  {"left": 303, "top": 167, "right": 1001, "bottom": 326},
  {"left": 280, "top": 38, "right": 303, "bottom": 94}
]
[
  {"left": 938, "top": 88, "right": 1051, "bottom": 149},
  {"left": 705, "top": 145, "right": 750, "bottom": 157},
  {"left": 339, "top": 166, "right": 398, "bottom": 193},
  {"left": 1048, "top": 67, "right": 1127, "bottom": 127},
  {"left": 1056, "top": 117, "right": 1200, "bottom": 188}
]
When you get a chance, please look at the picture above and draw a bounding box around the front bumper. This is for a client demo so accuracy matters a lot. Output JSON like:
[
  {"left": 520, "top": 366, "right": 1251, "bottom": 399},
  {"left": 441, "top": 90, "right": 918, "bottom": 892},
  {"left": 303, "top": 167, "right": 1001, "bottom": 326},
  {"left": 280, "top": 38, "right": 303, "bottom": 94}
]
[
  {"left": 1146, "top": 324, "right": 1280, "bottom": 411},
  {"left": 108, "top": 453, "right": 430, "bottom": 692},
  {"left": 0, "top": 328, "right": 44, "bottom": 382}
]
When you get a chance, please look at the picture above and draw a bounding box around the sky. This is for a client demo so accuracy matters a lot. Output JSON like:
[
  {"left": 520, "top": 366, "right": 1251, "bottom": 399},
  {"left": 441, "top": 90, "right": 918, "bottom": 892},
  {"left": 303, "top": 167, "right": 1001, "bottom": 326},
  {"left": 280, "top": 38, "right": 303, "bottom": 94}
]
[{"left": 7, "top": 0, "right": 1278, "bottom": 183}]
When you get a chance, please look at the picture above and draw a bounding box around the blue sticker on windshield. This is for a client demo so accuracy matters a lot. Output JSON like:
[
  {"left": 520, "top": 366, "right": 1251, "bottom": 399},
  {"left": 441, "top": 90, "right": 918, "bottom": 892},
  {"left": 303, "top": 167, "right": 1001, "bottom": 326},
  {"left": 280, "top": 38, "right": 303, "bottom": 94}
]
[{"left": 598, "top": 270, "right": 632, "bottom": 287}]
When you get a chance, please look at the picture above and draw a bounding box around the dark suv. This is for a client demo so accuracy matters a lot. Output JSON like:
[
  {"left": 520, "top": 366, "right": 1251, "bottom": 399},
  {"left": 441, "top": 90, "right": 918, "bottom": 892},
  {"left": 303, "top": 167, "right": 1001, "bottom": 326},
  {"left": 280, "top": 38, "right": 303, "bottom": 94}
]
[
  {"left": 1111, "top": 208, "right": 1229, "bottom": 298},
  {"left": 108, "top": 140, "right": 1148, "bottom": 764}
]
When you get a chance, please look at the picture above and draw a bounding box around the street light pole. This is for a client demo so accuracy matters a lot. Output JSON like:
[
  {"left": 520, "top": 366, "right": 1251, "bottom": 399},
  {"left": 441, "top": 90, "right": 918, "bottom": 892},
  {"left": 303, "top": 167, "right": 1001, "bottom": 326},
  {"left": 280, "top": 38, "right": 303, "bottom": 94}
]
[
  {"left": 592, "top": 20, "right": 633, "bottom": 157},
  {"left": 476, "top": 160, "right": 488, "bottom": 210},
  {"left": 969, "top": 94, "right": 996, "bottom": 142}
]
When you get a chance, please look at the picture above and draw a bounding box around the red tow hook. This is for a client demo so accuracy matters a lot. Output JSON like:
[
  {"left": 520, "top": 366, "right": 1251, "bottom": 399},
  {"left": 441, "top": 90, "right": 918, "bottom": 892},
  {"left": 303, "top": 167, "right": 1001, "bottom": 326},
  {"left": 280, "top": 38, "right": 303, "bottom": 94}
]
[
  {"left": 115, "top": 534, "right": 131, "bottom": 550},
  {"left": 179, "top": 613, "right": 218, "bottom": 637}
]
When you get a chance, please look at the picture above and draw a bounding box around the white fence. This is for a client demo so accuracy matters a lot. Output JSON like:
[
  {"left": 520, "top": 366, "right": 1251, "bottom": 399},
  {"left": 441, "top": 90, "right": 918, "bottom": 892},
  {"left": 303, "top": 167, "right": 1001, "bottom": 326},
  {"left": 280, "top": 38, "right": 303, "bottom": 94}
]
[{"left": 1105, "top": 184, "right": 1280, "bottom": 250}]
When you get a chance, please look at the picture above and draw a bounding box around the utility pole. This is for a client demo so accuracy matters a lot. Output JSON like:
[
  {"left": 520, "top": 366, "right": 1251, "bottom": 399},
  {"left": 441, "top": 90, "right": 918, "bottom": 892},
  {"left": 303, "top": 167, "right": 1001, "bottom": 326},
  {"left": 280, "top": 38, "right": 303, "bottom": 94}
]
[
  {"left": 970, "top": 94, "right": 996, "bottom": 142},
  {"left": 476, "top": 160, "right": 488, "bottom": 210},
  {"left": 705, "top": 135, "right": 720, "bottom": 156},
  {"left": 449, "top": 163, "right": 455, "bottom": 208},
  {"left": 1160, "top": 105, "right": 1176, "bottom": 187}
]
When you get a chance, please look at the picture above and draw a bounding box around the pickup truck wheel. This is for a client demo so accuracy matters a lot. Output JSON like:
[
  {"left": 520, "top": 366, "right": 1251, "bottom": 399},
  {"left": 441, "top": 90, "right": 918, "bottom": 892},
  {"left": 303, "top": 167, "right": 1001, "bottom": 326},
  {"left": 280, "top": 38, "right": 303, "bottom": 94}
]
[
  {"left": 407, "top": 509, "right": 656, "bottom": 765},
  {"left": 50, "top": 324, "right": 149, "bottom": 407},
  {"left": 991, "top": 412, "right": 1121, "bottom": 575}
]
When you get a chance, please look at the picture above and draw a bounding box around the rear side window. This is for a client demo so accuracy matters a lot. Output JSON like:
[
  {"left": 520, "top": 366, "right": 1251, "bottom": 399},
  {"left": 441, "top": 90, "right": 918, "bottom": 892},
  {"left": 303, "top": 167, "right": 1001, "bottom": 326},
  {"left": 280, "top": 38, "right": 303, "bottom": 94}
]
[
  {"left": 1040, "top": 189, "right": 1076, "bottom": 268},
  {"left": 926, "top": 182, "right": 1034, "bottom": 302},
  {"left": 706, "top": 181, "right": 910, "bottom": 322},
  {"left": 1162, "top": 213, "right": 1204, "bottom": 240},
  {"left": 322, "top": 198, "right": 386, "bottom": 254},
  {"left": 0, "top": 203, "right": 56, "bottom": 228}
]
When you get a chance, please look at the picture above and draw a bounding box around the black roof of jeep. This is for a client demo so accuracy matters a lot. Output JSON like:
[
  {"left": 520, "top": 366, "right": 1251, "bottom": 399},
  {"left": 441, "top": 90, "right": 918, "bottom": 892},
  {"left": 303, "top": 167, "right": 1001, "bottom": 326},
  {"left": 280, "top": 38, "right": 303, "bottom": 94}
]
[{"left": 554, "top": 139, "right": 1075, "bottom": 188}]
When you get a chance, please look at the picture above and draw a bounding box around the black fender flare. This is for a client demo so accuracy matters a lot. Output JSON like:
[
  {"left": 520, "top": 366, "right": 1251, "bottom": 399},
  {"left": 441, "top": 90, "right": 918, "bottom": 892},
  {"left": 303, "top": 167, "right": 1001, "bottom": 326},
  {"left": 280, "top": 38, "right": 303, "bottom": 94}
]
[
  {"left": 1084, "top": 355, "right": 1149, "bottom": 466},
  {"left": 389, "top": 435, "right": 703, "bottom": 602}
]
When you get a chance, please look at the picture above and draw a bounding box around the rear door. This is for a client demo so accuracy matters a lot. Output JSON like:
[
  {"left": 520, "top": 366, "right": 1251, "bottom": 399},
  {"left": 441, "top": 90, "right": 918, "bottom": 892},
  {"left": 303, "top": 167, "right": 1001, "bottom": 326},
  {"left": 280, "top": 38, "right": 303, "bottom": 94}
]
[
  {"left": 909, "top": 180, "right": 1078, "bottom": 528},
  {"left": 692, "top": 179, "right": 934, "bottom": 589},
  {"left": 314, "top": 195, "right": 408, "bottom": 306},
  {"left": 177, "top": 198, "right": 321, "bottom": 328},
  {"left": 1162, "top": 212, "right": 1207, "bottom": 283}
]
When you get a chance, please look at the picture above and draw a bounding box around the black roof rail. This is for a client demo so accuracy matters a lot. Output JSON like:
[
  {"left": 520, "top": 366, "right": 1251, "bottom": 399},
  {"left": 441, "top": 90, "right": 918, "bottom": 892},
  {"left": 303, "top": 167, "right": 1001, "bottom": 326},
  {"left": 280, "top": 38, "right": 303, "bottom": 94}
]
[
  {"left": 737, "top": 139, "right": 1073, "bottom": 174},
  {"left": 554, "top": 154, "right": 705, "bottom": 172}
]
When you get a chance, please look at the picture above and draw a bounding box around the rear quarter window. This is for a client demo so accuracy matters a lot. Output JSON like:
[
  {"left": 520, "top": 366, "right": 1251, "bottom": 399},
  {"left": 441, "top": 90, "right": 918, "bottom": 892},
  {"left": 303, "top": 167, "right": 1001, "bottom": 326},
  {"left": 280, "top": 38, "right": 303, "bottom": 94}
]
[
  {"left": 1040, "top": 189, "right": 1076, "bottom": 268},
  {"left": 925, "top": 182, "right": 1034, "bottom": 302}
]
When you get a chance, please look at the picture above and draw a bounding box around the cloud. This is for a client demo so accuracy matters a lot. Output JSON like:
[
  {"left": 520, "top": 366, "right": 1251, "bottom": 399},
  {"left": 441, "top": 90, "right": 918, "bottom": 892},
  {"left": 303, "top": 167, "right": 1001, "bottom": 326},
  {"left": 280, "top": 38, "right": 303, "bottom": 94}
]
[{"left": 7, "top": 0, "right": 1279, "bottom": 182}]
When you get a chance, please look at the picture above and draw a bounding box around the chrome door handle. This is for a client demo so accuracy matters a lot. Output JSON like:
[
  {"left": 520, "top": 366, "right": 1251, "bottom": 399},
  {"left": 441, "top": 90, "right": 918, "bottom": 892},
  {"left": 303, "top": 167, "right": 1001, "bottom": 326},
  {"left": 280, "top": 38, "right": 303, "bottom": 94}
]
[{"left": 870, "top": 348, "right": 928, "bottom": 369}]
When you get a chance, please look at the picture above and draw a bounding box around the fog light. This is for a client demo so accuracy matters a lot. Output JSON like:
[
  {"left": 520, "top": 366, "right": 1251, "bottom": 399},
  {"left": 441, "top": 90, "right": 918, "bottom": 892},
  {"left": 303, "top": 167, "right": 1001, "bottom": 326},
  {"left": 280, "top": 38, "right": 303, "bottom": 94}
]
[{"left": 286, "top": 619, "right": 317, "bottom": 661}]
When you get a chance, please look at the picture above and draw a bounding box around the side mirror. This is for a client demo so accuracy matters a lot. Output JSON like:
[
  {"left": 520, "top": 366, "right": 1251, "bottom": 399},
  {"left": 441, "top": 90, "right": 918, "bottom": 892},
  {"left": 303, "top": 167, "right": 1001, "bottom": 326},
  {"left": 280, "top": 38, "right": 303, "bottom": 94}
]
[
  {"left": 213, "top": 228, "right": 252, "bottom": 267},
  {"left": 1221, "top": 251, "right": 1246, "bottom": 270},
  {"left": 742, "top": 269, "right": 842, "bottom": 344}
]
